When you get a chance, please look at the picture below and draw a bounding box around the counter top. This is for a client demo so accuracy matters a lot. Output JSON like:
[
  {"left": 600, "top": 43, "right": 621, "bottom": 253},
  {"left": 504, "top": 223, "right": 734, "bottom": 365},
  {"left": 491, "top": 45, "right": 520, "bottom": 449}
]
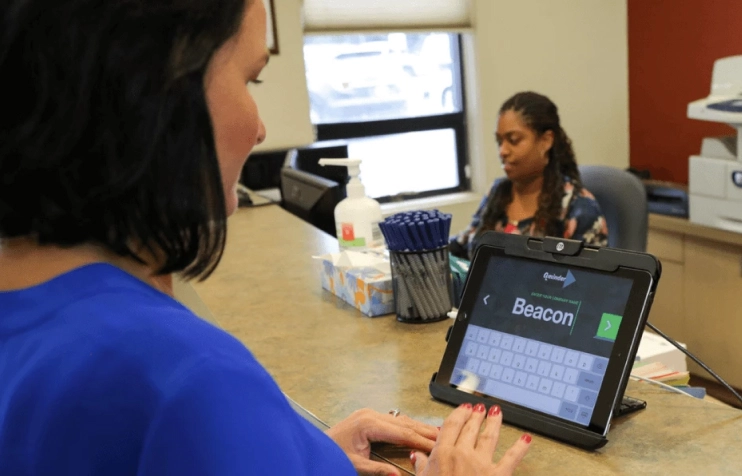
[{"left": 192, "top": 206, "right": 742, "bottom": 475}]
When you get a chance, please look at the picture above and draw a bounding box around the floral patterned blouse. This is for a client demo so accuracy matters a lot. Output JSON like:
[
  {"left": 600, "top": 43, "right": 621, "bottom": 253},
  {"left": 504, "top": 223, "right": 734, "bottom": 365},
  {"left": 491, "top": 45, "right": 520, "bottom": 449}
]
[{"left": 450, "top": 178, "right": 609, "bottom": 260}]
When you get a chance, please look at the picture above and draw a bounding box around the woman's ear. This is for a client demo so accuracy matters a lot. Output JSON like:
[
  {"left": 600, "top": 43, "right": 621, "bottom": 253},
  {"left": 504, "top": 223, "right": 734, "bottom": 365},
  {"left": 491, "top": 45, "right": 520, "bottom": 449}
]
[{"left": 539, "top": 130, "right": 555, "bottom": 158}]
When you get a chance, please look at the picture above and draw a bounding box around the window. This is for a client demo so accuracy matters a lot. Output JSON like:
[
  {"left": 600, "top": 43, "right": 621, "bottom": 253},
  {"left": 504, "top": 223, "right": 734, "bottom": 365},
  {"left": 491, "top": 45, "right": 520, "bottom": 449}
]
[{"left": 303, "top": 32, "right": 469, "bottom": 203}]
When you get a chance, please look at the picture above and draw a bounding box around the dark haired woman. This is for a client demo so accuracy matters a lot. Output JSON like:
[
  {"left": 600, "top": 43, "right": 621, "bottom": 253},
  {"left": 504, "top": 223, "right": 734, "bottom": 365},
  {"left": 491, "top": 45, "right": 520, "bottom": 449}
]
[
  {"left": 0, "top": 0, "right": 530, "bottom": 474},
  {"left": 451, "top": 91, "right": 608, "bottom": 260}
]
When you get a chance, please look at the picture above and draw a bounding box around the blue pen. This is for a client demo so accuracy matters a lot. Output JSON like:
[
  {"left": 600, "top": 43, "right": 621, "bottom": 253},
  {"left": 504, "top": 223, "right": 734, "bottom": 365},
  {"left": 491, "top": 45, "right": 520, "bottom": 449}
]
[
  {"left": 407, "top": 221, "right": 424, "bottom": 251},
  {"left": 416, "top": 221, "right": 435, "bottom": 250}
]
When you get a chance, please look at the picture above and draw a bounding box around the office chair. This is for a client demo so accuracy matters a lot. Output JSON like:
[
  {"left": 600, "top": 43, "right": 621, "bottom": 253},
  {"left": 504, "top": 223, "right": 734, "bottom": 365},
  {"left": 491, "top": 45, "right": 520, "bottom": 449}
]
[{"left": 578, "top": 165, "right": 648, "bottom": 252}]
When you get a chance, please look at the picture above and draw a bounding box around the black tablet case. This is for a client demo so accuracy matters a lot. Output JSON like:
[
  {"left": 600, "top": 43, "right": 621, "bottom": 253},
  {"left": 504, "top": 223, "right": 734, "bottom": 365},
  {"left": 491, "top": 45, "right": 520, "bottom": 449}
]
[{"left": 430, "top": 233, "right": 661, "bottom": 450}]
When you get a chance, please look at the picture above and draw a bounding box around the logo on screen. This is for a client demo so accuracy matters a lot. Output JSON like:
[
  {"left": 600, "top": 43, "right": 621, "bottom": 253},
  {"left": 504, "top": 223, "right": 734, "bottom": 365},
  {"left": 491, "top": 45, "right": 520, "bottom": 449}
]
[{"left": 543, "top": 270, "right": 576, "bottom": 288}]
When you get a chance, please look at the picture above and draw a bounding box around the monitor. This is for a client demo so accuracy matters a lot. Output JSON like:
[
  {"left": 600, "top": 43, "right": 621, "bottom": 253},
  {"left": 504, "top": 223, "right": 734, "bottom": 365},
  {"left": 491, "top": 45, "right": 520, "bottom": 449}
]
[{"left": 279, "top": 166, "right": 345, "bottom": 237}]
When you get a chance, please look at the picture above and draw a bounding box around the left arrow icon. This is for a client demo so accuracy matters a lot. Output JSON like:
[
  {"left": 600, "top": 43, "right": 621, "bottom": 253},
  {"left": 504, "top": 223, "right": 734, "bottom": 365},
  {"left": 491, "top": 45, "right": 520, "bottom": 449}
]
[{"left": 483, "top": 295, "right": 490, "bottom": 305}]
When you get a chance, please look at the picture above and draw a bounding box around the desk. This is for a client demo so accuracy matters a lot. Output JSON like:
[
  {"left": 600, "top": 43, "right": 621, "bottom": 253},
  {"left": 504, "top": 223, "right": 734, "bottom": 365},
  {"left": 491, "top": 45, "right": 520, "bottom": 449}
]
[
  {"left": 192, "top": 206, "right": 742, "bottom": 475},
  {"left": 647, "top": 214, "right": 742, "bottom": 390}
]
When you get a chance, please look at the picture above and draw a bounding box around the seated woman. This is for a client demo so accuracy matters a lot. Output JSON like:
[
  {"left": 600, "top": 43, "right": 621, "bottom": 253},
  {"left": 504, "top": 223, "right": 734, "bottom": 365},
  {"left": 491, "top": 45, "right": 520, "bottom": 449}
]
[{"left": 451, "top": 91, "right": 608, "bottom": 260}]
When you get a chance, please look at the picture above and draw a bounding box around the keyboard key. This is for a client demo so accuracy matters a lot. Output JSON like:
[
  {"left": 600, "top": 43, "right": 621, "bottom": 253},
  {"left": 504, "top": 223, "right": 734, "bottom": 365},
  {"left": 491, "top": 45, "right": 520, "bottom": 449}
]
[
  {"left": 550, "top": 347, "right": 566, "bottom": 363},
  {"left": 484, "top": 379, "right": 562, "bottom": 414},
  {"left": 558, "top": 401, "right": 578, "bottom": 420},
  {"left": 538, "top": 378, "right": 553, "bottom": 394},
  {"left": 478, "top": 361, "right": 492, "bottom": 376},
  {"left": 551, "top": 381, "right": 566, "bottom": 399},
  {"left": 536, "top": 361, "right": 552, "bottom": 377},
  {"left": 514, "top": 371, "right": 528, "bottom": 387},
  {"left": 500, "top": 351, "right": 514, "bottom": 367},
  {"left": 577, "top": 354, "right": 594, "bottom": 371},
  {"left": 512, "top": 337, "right": 527, "bottom": 353},
  {"left": 465, "top": 341, "right": 477, "bottom": 357},
  {"left": 512, "top": 354, "right": 526, "bottom": 370},
  {"left": 592, "top": 356, "right": 609, "bottom": 375},
  {"left": 476, "top": 328, "right": 490, "bottom": 343},
  {"left": 476, "top": 344, "right": 489, "bottom": 359},
  {"left": 465, "top": 327, "right": 478, "bottom": 341},
  {"left": 487, "top": 347, "right": 502, "bottom": 363},
  {"left": 564, "top": 368, "right": 579, "bottom": 385},
  {"left": 577, "top": 372, "right": 602, "bottom": 392},
  {"left": 502, "top": 368, "right": 515, "bottom": 383},
  {"left": 466, "top": 357, "right": 481, "bottom": 373},
  {"left": 525, "top": 340, "right": 539, "bottom": 356},
  {"left": 526, "top": 374, "right": 540, "bottom": 391},
  {"left": 549, "top": 364, "right": 565, "bottom": 381},
  {"left": 578, "top": 389, "right": 598, "bottom": 408},
  {"left": 564, "top": 385, "right": 580, "bottom": 402},
  {"left": 576, "top": 407, "right": 592, "bottom": 425},
  {"left": 564, "top": 350, "right": 580, "bottom": 367},
  {"left": 490, "top": 364, "right": 503, "bottom": 380},
  {"left": 537, "top": 343, "right": 553, "bottom": 360},
  {"left": 525, "top": 358, "right": 539, "bottom": 373},
  {"left": 488, "top": 331, "right": 502, "bottom": 347},
  {"left": 500, "top": 335, "right": 514, "bottom": 350}
]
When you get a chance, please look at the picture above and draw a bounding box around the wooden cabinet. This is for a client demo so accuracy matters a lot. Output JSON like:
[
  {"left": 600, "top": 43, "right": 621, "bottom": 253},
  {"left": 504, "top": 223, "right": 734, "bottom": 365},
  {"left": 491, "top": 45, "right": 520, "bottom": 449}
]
[{"left": 647, "top": 215, "right": 742, "bottom": 388}]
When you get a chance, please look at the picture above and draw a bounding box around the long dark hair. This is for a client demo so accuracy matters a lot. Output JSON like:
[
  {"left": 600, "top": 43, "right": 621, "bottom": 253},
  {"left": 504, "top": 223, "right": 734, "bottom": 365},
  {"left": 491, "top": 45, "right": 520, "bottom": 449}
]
[
  {"left": 0, "top": 0, "right": 249, "bottom": 280},
  {"left": 481, "top": 91, "right": 581, "bottom": 237}
]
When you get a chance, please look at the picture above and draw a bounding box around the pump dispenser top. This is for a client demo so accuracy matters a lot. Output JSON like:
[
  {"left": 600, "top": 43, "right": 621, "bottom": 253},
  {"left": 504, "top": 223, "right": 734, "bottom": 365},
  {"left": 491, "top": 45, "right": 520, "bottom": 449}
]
[{"left": 319, "top": 158, "right": 384, "bottom": 250}]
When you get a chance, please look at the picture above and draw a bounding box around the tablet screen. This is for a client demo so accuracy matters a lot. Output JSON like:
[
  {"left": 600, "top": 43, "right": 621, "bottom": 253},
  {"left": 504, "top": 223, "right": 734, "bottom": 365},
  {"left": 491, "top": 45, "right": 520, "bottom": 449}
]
[{"left": 448, "top": 253, "right": 634, "bottom": 427}]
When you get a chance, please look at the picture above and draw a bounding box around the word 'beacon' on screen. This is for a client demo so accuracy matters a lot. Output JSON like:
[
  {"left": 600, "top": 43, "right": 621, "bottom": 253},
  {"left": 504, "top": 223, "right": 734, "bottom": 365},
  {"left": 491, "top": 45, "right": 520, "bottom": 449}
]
[{"left": 511, "top": 297, "right": 574, "bottom": 326}]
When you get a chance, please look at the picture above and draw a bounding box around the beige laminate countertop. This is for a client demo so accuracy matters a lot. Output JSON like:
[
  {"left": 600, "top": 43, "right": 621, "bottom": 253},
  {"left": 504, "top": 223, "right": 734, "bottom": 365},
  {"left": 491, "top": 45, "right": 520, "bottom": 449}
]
[{"left": 191, "top": 206, "right": 742, "bottom": 475}]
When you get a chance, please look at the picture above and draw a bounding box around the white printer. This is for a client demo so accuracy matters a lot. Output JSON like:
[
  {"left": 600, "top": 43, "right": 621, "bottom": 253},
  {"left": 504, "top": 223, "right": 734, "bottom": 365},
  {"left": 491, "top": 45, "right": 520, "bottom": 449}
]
[{"left": 687, "top": 55, "right": 742, "bottom": 233}]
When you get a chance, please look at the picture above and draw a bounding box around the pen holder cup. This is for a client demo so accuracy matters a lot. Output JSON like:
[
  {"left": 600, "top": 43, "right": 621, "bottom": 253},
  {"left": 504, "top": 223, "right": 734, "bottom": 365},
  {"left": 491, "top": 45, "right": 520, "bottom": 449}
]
[{"left": 389, "top": 246, "right": 453, "bottom": 323}]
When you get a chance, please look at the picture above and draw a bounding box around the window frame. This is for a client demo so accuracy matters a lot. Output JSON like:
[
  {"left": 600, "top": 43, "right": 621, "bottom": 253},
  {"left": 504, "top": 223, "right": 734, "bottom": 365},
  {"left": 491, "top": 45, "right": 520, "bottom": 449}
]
[{"left": 308, "top": 33, "right": 470, "bottom": 204}]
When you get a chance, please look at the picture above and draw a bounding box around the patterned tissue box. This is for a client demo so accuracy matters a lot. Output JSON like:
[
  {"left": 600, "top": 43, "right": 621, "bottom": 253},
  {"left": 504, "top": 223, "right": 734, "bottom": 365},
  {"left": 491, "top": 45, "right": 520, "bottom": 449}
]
[{"left": 319, "top": 257, "right": 394, "bottom": 317}]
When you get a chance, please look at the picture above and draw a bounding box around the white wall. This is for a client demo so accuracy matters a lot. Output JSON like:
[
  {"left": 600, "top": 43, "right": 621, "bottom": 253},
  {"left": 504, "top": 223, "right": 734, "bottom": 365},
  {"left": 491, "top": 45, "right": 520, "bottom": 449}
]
[
  {"left": 470, "top": 0, "right": 629, "bottom": 185},
  {"left": 252, "top": 0, "right": 315, "bottom": 152}
]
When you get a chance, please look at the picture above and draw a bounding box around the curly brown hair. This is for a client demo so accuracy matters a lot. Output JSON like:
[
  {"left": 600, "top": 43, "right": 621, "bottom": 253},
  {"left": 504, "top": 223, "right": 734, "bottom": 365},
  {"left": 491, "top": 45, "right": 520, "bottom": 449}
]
[{"left": 480, "top": 91, "right": 582, "bottom": 238}]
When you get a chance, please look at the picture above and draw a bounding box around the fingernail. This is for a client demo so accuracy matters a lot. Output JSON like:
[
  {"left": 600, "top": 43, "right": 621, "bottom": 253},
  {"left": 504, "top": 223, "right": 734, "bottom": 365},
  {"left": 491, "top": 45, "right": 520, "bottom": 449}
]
[
  {"left": 488, "top": 405, "right": 501, "bottom": 416},
  {"left": 410, "top": 451, "right": 417, "bottom": 464},
  {"left": 460, "top": 402, "right": 472, "bottom": 409},
  {"left": 474, "top": 403, "right": 485, "bottom": 413},
  {"left": 436, "top": 426, "right": 441, "bottom": 431},
  {"left": 521, "top": 434, "right": 532, "bottom": 444}
]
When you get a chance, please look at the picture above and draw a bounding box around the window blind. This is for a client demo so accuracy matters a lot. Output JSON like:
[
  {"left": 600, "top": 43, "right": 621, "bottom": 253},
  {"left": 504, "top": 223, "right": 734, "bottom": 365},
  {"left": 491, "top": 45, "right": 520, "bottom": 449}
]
[{"left": 302, "top": 0, "right": 471, "bottom": 32}]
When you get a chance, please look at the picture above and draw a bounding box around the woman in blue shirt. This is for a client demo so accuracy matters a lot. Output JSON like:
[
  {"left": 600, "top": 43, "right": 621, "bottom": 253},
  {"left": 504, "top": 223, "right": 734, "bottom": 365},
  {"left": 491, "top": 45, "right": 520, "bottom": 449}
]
[
  {"left": 0, "top": 0, "right": 530, "bottom": 475},
  {"left": 451, "top": 92, "right": 608, "bottom": 260}
]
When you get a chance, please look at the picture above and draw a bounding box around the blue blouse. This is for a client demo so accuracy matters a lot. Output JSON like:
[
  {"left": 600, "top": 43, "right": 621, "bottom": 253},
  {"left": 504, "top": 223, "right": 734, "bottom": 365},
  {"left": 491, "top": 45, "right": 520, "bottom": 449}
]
[{"left": 0, "top": 263, "right": 355, "bottom": 475}]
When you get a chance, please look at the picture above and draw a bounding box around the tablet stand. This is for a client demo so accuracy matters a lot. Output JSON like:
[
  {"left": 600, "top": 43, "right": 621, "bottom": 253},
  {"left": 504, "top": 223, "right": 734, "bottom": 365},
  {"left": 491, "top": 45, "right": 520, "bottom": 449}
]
[{"left": 616, "top": 395, "right": 647, "bottom": 417}]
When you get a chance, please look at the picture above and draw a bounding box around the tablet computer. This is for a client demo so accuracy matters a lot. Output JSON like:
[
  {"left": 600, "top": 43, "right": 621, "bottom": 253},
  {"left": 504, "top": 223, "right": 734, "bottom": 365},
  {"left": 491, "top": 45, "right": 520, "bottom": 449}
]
[{"left": 430, "top": 232, "right": 661, "bottom": 450}]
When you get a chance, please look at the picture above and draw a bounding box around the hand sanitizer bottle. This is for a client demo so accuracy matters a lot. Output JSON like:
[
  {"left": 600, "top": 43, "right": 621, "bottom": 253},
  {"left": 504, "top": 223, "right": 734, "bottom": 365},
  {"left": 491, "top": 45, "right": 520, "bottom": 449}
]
[{"left": 318, "top": 158, "right": 384, "bottom": 250}]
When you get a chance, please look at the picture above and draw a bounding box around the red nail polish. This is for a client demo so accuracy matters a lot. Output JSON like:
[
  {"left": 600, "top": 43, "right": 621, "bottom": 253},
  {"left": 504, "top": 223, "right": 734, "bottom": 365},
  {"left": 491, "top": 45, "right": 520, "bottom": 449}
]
[
  {"left": 410, "top": 451, "right": 417, "bottom": 464},
  {"left": 460, "top": 402, "right": 472, "bottom": 409},
  {"left": 521, "top": 434, "right": 532, "bottom": 444},
  {"left": 488, "top": 405, "right": 501, "bottom": 416},
  {"left": 474, "top": 403, "right": 485, "bottom": 412}
]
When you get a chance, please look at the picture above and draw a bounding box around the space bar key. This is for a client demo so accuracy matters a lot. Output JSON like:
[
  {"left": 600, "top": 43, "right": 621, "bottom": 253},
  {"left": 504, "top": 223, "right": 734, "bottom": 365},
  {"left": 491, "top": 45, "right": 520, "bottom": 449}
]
[{"left": 483, "top": 379, "right": 562, "bottom": 414}]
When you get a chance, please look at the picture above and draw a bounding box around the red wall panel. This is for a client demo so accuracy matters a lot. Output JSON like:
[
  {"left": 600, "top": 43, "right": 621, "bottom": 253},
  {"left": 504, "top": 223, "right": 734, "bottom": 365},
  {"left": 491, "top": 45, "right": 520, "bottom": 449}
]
[{"left": 628, "top": 0, "right": 742, "bottom": 183}]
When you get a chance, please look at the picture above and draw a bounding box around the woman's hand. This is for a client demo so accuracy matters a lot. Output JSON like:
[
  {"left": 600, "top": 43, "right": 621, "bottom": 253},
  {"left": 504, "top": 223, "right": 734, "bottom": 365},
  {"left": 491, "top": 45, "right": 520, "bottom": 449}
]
[
  {"left": 326, "top": 408, "right": 438, "bottom": 476},
  {"left": 412, "top": 403, "right": 531, "bottom": 476}
]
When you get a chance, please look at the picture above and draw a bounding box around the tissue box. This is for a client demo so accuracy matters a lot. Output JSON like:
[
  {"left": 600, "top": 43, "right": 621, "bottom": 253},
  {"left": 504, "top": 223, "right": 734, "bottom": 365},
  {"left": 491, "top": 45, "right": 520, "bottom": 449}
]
[{"left": 319, "top": 253, "right": 394, "bottom": 317}]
